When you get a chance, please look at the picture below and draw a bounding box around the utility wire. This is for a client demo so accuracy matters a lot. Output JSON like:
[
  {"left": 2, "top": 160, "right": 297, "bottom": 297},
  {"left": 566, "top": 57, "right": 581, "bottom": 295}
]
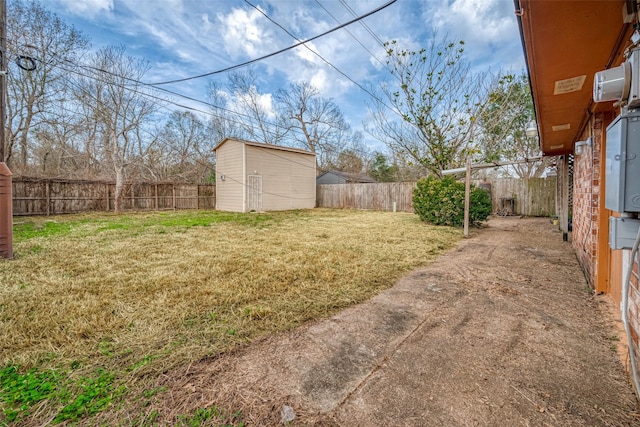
[
  {"left": 54, "top": 60, "right": 289, "bottom": 143},
  {"left": 55, "top": 57, "right": 375, "bottom": 160},
  {"left": 147, "top": 0, "right": 398, "bottom": 85},
  {"left": 32, "top": 50, "right": 376, "bottom": 168},
  {"left": 48, "top": 62, "right": 340, "bottom": 170},
  {"left": 314, "top": 0, "right": 389, "bottom": 72},
  {"left": 339, "top": 0, "right": 386, "bottom": 48},
  {"left": 243, "top": 0, "right": 402, "bottom": 122}
]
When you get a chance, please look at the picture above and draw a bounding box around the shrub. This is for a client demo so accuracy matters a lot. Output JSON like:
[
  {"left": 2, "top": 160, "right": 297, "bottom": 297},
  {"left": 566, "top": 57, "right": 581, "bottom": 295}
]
[{"left": 413, "top": 176, "right": 492, "bottom": 227}]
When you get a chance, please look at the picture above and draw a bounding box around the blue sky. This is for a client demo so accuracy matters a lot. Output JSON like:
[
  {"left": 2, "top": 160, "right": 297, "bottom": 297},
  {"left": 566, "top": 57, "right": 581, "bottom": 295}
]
[{"left": 47, "top": 0, "right": 526, "bottom": 151}]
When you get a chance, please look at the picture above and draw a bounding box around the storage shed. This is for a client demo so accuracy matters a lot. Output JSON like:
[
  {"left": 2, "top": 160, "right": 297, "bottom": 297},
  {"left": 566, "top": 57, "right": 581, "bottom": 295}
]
[
  {"left": 214, "top": 138, "right": 316, "bottom": 212},
  {"left": 316, "top": 170, "right": 377, "bottom": 185}
]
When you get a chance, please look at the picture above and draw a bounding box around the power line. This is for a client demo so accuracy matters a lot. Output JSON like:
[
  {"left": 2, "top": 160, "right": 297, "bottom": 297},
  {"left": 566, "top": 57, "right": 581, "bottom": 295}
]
[
  {"left": 147, "top": 0, "right": 398, "bottom": 85},
  {"left": 51, "top": 61, "right": 355, "bottom": 168},
  {"left": 243, "top": 0, "right": 403, "bottom": 124},
  {"left": 50, "top": 68, "right": 334, "bottom": 176},
  {"left": 56, "top": 58, "right": 376, "bottom": 160},
  {"left": 314, "top": 0, "right": 389, "bottom": 72},
  {"left": 54, "top": 60, "right": 288, "bottom": 143},
  {"left": 339, "top": 0, "right": 386, "bottom": 48},
  {"left": 244, "top": 0, "right": 389, "bottom": 108}
]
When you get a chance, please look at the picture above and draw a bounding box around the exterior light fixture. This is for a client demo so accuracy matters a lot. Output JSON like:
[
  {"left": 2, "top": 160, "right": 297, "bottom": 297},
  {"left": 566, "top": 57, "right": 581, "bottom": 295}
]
[
  {"left": 574, "top": 138, "right": 592, "bottom": 155},
  {"left": 220, "top": 174, "right": 226, "bottom": 181},
  {"left": 525, "top": 120, "right": 538, "bottom": 138}
]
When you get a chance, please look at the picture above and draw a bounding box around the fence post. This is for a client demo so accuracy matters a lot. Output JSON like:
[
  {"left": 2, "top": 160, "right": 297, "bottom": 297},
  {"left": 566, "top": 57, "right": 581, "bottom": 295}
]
[
  {"left": 154, "top": 184, "right": 158, "bottom": 210},
  {"left": 464, "top": 158, "right": 471, "bottom": 237},
  {"left": 197, "top": 185, "right": 200, "bottom": 210},
  {"left": 46, "top": 180, "right": 50, "bottom": 216},
  {"left": 106, "top": 184, "right": 110, "bottom": 211},
  {"left": 172, "top": 185, "right": 176, "bottom": 210},
  {"left": 0, "top": 163, "right": 12, "bottom": 258}
]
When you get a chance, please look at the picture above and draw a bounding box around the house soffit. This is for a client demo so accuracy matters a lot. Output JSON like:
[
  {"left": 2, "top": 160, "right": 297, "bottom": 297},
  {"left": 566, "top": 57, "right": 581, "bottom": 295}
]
[{"left": 518, "top": 0, "right": 632, "bottom": 155}]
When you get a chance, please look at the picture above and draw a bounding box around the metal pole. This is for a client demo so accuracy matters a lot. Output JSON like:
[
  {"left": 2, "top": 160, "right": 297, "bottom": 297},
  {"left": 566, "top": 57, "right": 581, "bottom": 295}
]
[
  {"left": 464, "top": 158, "right": 471, "bottom": 237},
  {"left": 0, "top": 0, "right": 12, "bottom": 259},
  {"left": 441, "top": 156, "right": 544, "bottom": 175}
]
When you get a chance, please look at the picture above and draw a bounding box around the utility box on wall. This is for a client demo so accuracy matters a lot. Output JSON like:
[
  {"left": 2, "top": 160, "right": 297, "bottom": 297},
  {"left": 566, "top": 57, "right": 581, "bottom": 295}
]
[{"left": 605, "top": 110, "right": 640, "bottom": 212}]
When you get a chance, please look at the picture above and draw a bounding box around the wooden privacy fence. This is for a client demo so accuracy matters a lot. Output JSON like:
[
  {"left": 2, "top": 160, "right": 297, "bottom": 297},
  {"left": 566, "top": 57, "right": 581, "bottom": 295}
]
[
  {"left": 316, "top": 177, "right": 557, "bottom": 217},
  {"left": 316, "top": 182, "right": 417, "bottom": 212},
  {"left": 12, "top": 177, "right": 215, "bottom": 216},
  {"left": 11, "top": 177, "right": 556, "bottom": 217},
  {"left": 484, "top": 177, "right": 556, "bottom": 217}
]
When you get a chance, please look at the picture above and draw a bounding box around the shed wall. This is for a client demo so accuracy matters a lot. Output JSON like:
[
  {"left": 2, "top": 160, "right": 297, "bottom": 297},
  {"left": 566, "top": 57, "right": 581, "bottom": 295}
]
[
  {"left": 215, "top": 140, "right": 245, "bottom": 212},
  {"left": 245, "top": 145, "right": 315, "bottom": 211}
]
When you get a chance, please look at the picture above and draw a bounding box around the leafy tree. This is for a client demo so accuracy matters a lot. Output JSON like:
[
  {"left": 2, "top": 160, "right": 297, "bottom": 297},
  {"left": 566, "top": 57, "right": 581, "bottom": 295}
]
[
  {"left": 368, "top": 152, "right": 396, "bottom": 182},
  {"left": 478, "top": 72, "right": 551, "bottom": 178},
  {"left": 334, "top": 149, "right": 364, "bottom": 174},
  {"left": 367, "top": 35, "right": 486, "bottom": 177}
]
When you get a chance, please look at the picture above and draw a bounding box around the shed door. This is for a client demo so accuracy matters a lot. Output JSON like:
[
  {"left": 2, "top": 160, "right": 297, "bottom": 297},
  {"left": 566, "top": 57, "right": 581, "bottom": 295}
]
[{"left": 247, "top": 175, "right": 262, "bottom": 212}]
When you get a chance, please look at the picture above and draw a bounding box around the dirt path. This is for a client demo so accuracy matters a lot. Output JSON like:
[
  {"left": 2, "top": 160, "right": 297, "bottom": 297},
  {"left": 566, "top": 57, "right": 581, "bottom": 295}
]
[{"left": 147, "top": 217, "right": 638, "bottom": 425}]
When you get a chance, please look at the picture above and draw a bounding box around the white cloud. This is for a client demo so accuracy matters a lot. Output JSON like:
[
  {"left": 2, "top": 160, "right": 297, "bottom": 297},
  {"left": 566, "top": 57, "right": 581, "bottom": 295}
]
[
  {"left": 432, "top": 0, "right": 514, "bottom": 42},
  {"left": 217, "top": 7, "right": 275, "bottom": 60},
  {"left": 429, "top": 0, "right": 522, "bottom": 69},
  {"left": 139, "top": 22, "right": 178, "bottom": 49},
  {"left": 201, "top": 13, "right": 213, "bottom": 32},
  {"left": 56, "top": 0, "right": 114, "bottom": 18}
]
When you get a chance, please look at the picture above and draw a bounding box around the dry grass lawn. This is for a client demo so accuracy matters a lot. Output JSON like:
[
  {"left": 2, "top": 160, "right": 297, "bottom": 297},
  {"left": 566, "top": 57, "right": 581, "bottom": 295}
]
[{"left": 0, "top": 208, "right": 460, "bottom": 424}]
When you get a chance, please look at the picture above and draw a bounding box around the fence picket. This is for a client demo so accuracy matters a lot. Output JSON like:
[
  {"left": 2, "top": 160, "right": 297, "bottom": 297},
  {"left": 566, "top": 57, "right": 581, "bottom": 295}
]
[
  {"left": 11, "top": 178, "right": 216, "bottom": 216},
  {"left": 316, "top": 177, "right": 556, "bottom": 217}
]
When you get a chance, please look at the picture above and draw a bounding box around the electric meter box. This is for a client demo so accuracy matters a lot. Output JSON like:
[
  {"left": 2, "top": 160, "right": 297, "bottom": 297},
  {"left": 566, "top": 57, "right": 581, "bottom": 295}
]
[{"left": 606, "top": 110, "right": 640, "bottom": 212}]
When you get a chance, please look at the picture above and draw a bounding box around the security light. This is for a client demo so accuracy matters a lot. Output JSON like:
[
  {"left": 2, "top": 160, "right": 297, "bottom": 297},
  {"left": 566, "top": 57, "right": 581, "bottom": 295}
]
[
  {"left": 574, "top": 138, "right": 592, "bottom": 155},
  {"left": 525, "top": 121, "right": 538, "bottom": 138}
]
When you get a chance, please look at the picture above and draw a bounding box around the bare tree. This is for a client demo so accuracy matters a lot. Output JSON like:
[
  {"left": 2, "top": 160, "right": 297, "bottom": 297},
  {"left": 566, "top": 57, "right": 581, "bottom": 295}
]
[
  {"left": 155, "top": 110, "right": 214, "bottom": 182},
  {"left": 206, "top": 81, "right": 242, "bottom": 143},
  {"left": 228, "top": 70, "right": 286, "bottom": 144},
  {"left": 367, "top": 36, "right": 487, "bottom": 177},
  {"left": 76, "top": 46, "right": 157, "bottom": 212},
  {"left": 5, "top": 0, "right": 89, "bottom": 170},
  {"left": 276, "top": 81, "right": 357, "bottom": 170}
]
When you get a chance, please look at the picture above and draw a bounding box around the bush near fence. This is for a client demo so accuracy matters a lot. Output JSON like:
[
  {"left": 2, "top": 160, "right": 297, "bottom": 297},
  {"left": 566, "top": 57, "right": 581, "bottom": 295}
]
[
  {"left": 316, "top": 177, "right": 556, "bottom": 217},
  {"left": 12, "top": 177, "right": 215, "bottom": 216}
]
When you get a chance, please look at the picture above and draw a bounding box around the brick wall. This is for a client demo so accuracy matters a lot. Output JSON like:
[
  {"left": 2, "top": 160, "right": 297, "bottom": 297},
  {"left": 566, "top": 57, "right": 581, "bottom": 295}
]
[{"left": 571, "top": 116, "right": 601, "bottom": 287}]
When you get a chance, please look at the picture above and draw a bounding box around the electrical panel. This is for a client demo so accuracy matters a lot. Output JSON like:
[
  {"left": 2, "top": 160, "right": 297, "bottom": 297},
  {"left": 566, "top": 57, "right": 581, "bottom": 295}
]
[
  {"left": 609, "top": 217, "right": 640, "bottom": 249},
  {"left": 605, "top": 109, "right": 640, "bottom": 212}
]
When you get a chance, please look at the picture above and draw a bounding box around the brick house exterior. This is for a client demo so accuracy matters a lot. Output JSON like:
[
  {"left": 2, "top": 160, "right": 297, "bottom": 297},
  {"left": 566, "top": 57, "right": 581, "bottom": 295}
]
[{"left": 516, "top": 0, "right": 640, "bottom": 391}]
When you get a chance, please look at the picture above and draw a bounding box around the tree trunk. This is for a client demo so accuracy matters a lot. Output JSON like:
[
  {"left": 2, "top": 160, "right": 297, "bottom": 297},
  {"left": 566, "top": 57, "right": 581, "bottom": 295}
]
[
  {"left": 110, "top": 131, "right": 125, "bottom": 213},
  {"left": 113, "top": 165, "right": 125, "bottom": 213}
]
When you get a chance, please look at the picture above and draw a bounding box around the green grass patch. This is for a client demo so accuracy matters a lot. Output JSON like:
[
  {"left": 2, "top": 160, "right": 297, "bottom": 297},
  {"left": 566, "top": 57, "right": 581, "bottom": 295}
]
[
  {"left": 0, "top": 365, "right": 123, "bottom": 424},
  {"left": 177, "top": 407, "right": 245, "bottom": 427},
  {"left": 12, "top": 220, "right": 77, "bottom": 241}
]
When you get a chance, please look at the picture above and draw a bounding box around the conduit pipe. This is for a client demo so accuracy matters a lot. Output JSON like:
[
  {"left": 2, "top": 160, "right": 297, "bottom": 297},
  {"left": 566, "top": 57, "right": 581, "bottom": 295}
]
[{"left": 622, "top": 220, "right": 640, "bottom": 397}]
